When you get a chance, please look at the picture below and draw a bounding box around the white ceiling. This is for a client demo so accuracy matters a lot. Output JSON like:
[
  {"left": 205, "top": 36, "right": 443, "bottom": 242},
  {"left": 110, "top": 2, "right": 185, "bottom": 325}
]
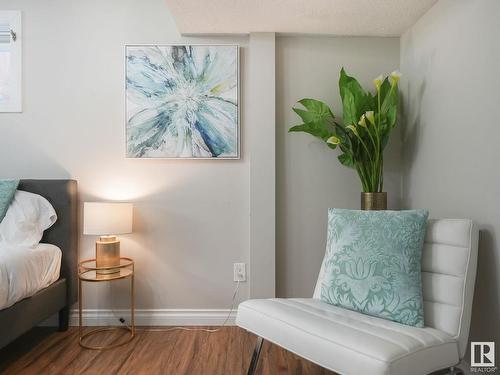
[{"left": 165, "top": 0, "right": 438, "bottom": 36}]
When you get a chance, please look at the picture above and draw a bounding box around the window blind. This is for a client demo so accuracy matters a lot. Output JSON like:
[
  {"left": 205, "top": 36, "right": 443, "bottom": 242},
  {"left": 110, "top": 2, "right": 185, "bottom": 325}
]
[{"left": 0, "top": 23, "right": 13, "bottom": 43}]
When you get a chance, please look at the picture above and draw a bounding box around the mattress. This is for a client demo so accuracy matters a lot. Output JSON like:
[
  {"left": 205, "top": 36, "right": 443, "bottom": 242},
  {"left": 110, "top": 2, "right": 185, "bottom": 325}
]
[{"left": 0, "top": 243, "right": 62, "bottom": 310}]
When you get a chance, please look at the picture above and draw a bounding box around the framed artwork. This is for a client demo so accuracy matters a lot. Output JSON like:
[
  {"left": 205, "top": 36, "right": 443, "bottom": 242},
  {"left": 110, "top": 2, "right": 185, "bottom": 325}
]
[
  {"left": 125, "top": 44, "right": 239, "bottom": 159},
  {"left": 0, "top": 11, "right": 21, "bottom": 112}
]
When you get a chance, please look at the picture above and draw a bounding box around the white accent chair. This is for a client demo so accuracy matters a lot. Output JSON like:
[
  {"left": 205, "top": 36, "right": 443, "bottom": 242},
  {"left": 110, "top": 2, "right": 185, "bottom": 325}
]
[{"left": 237, "top": 219, "right": 479, "bottom": 375}]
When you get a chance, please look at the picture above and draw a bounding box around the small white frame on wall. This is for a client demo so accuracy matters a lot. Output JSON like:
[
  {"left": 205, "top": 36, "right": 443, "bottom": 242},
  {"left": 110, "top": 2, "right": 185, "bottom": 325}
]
[{"left": 0, "top": 10, "right": 21, "bottom": 112}]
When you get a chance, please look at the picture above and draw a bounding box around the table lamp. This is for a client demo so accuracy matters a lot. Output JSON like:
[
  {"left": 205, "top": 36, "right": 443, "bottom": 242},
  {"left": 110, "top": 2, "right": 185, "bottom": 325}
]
[{"left": 83, "top": 202, "right": 133, "bottom": 275}]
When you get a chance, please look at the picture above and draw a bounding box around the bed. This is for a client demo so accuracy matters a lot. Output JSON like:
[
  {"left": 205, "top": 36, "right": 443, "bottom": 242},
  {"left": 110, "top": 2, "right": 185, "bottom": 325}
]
[{"left": 0, "top": 179, "right": 77, "bottom": 349}]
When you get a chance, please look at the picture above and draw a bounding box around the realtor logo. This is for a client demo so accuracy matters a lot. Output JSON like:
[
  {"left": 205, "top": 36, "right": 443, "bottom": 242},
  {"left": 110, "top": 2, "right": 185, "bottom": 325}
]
[{"left": 471, "top": 342, "right": 495, "bottom": 367}]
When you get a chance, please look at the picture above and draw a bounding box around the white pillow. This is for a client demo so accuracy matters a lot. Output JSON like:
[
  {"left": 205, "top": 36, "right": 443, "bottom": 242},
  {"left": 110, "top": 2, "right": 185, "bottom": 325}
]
[{"left": 0, "top": 190, "right": 57, "bottom": 248}]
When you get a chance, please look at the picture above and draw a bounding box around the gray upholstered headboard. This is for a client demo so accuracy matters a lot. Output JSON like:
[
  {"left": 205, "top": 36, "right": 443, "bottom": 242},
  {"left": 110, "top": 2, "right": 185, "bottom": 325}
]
[{"left": 17, "top": 180, "right": 78, "bottom": 306}]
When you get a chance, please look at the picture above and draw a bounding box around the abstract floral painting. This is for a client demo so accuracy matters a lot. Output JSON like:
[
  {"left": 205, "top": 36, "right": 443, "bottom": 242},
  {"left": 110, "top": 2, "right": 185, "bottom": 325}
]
[{"left": 126, "top": 45, "right": 239, "bottom": 158}]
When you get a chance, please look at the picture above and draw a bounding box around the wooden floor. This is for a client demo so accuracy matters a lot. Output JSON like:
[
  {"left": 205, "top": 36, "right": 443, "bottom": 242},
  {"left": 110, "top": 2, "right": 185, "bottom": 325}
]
[{"left": 0, "top": 327, "right": 336, "bottom": 375}]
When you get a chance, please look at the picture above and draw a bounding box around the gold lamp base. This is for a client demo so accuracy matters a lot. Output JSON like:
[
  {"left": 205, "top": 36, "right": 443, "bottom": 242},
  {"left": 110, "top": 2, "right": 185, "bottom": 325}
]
[{"left": 96, "top": 235, "right": 120, "bottom": 275}]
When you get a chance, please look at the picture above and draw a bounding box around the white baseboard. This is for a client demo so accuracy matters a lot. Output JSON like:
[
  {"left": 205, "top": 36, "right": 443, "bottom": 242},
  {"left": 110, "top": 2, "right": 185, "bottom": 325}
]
[{"left": 40, "top": 309, "right": 237, "bottom": 327}]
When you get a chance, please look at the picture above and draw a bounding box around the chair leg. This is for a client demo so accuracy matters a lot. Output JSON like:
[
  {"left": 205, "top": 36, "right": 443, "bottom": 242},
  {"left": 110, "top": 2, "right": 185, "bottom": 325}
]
[
  {"left": 247, "top": 336, "right": 264, "bottom": 375},
  {"left": 58, "top": 305, "right": 70, "bottom": 331}
]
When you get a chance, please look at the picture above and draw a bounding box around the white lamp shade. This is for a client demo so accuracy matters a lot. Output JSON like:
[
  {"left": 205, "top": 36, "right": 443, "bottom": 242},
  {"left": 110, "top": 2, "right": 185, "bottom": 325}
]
[{"left": 83, "top": 202, "right": 133, "bottom": 235}]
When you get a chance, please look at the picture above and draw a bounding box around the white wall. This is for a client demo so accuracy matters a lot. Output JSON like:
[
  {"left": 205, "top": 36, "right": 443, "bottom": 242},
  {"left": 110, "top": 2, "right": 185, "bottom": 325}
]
[
  {"left": 401, "top": 0, "right": 500, "bottom": 352},
  {"left": 248, "top": 33, "right": 276, "bottom": 298},
  {"left": 276, "top": 36, "right": 401, "bottom": 297},
  {"left": 0, "top": 0, "right": 277, "bottom": 315}
]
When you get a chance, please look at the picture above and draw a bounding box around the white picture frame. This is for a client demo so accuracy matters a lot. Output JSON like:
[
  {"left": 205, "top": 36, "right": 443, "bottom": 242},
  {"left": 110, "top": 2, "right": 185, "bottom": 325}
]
[
  {"left": 125, "top": 44, "right": 240, "bottom": 159},
  {"left": 0, "top": 10, "right": 22, "bottom": 112}
]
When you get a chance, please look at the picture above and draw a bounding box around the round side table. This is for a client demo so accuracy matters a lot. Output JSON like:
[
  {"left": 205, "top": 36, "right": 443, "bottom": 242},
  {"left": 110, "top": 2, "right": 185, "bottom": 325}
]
[{"left": 78, "top": 257, "right": 135, "bottom": 350}]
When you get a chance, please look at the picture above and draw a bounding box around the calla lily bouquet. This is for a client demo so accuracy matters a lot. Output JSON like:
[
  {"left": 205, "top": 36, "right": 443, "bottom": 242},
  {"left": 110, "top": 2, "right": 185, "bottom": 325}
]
[{"left": 290, "top": 68, "right": 401, "bottom": 193}]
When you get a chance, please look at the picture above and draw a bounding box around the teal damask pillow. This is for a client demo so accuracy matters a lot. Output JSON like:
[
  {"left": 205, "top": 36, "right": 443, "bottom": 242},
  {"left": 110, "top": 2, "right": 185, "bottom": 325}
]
[
  {"left": 0, "top": 179, "right": 19, "bottom": 222},
  {"left": 320, "top": 208, "right": 429, "bottom": 327}
]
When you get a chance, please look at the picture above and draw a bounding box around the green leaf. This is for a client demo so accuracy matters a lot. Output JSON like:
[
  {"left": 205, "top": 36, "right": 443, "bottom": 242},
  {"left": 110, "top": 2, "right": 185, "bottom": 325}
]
[
  {"left": 338, "top": 153, "right": 355, "bottom": 168},
  {"left": 380, "top": 86, "right": 398, "bottom": 129},
  {"left": 339, "top": 68, "right": 372, "bottom": 126},
  {"left": 334, "top": 128, "right": 350, "bottom": 146},
  {"left": 327, "top": 142, "right": 338, "bottom": 150},
  {"left": 298, "top": 98, "right": 334, "bottom": 116},
  {"left": 289, "top": 122, "right": 331, "bottom": 139},
  {"left": 385, "top": 105, "right": 397, "bottom": 129},
  {"left": 292, "top": 108, "right": 318, "bottom": 123},
  {"left": 378, "top": 77, "right": 391, "bottom": 104},
  {"left": 381, "top": 85, "right": 397, "bottom": 111},
  {"left": 339, "top": 69, "right": 368, "bottom": 102},
  {"left": 290, "top": 99, "right": 335, "bottom": 140},
  {"left": 342, "top": 89, "right": 357, "bottom": 127},
  {"left": 293, "top": 98, "right": 334, "bottom": 122}
]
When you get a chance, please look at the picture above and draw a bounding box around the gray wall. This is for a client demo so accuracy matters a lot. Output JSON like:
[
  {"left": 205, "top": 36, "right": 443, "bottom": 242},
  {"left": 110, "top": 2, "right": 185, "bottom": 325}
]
[
  {"left": 276, "top": 36, "right": 401, "bottom": 297},
  {"left": 248, "top": 33, "right": 276, "bottom": 298},
  {"left": 0, "top": 0, "right": 276, "bottom": 311},
  {"left": 401, "top": 0, "right": 500, "bottom": 350}
]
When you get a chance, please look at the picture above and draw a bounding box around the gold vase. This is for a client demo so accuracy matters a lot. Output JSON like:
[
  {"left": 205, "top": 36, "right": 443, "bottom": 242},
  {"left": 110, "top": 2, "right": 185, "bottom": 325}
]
[{"left": 361, "top": 192, "right": 387, "bottom": 210}]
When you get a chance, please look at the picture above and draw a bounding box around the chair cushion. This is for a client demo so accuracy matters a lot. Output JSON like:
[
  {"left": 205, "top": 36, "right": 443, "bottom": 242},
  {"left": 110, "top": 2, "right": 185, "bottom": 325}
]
[
  {"left": 320, "top": 209, "right": 429, "bottom": 327},
  {"left": 237, "top": 298, "right": 459, "bottom": 375}
]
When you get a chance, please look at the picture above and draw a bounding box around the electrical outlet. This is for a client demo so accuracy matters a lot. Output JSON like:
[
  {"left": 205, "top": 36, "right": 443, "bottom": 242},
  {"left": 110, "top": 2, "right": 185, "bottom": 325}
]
[{"left": 233, "top": 263, "right": 246, "bottom": 282}]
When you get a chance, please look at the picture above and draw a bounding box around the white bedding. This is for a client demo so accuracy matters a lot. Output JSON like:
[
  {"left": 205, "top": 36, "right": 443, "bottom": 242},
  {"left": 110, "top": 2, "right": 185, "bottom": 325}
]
[{"left": 0, "top": 243, "right": 62, "bottom": 310}]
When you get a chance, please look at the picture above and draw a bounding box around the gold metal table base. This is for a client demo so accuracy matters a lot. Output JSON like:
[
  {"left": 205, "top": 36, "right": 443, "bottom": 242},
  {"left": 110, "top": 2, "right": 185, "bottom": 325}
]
[
  {"left": 78, "top": 257, "right": 135, "bottom": 350},
  {"left": 79, "top": 326, "right": 135, "bottom": 350}
]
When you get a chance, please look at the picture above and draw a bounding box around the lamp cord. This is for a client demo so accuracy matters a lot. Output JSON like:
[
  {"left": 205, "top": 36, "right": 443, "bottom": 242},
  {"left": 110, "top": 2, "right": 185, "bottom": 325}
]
[{"left": 120, "top": 280, "right": 241, "bottom": 333}]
